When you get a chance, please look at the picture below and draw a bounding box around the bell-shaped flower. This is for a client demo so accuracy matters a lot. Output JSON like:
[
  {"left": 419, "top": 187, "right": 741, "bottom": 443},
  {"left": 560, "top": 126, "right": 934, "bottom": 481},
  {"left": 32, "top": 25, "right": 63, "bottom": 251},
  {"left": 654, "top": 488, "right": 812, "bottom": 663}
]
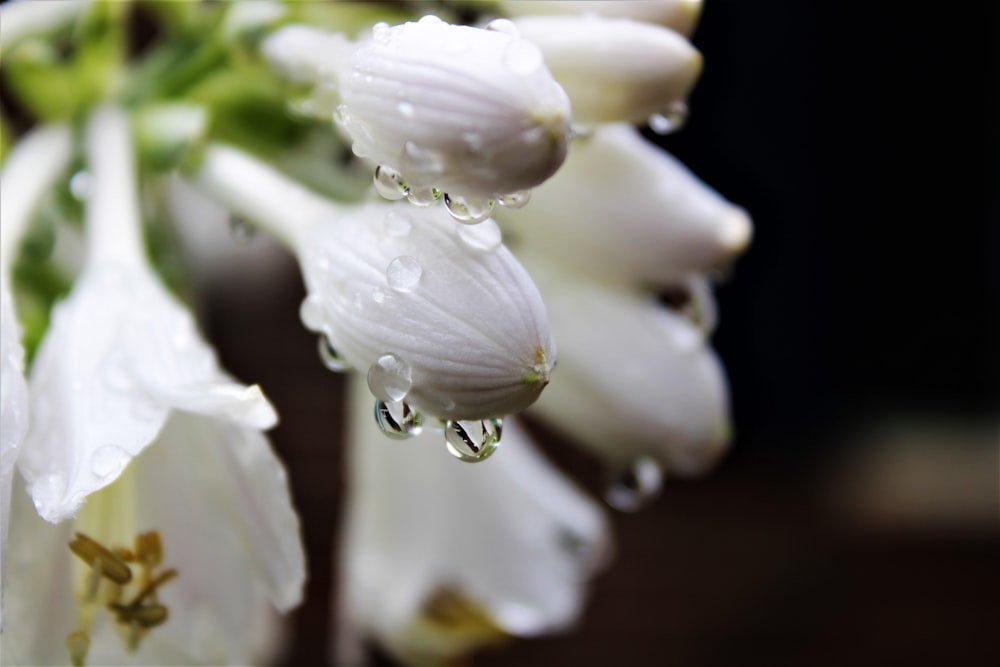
[
  {"left": 511, "top": 15, "right": 701, "bottom": 126},
  {"left": 5, "top": 107, "right": 305, "bottom": 664},
  {"left": 336, "top": 15, "right": 573, "bottom": 203},
  {"left": 191, "top": 144, "right": 555, "bottom": 423},
  {"left": 495, "top": 123, "right": 752, "bottom": 288},
  {"left": 0, "top": 123, "right": 73, "bottom": 631},
  {"left": 336, "top": 376, "right": 610, "bottom": 666},
  {"left": 499, "top": 0, "right": 703, "bottom": 37},
  {"left": 519, "top": 257, "right": 731, "bottom": 481}
]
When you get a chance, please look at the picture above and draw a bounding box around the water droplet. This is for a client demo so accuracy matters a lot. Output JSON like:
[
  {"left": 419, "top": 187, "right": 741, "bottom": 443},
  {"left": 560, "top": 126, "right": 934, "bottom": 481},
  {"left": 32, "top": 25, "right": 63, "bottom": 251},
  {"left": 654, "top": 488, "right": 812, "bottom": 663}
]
[
  {"left": 406, "top": 186, "right": 441, "bottom": 207},
  {"left": 69, "top": 171, "right": 92, "bottom": 201},
  {"left": 334, "top": 104, "right": 350, "bottom": 126},
  {"left": 374, "top": 399, "right": 424, "bottom": 439},
  {"left": 648, "top": 101, "right": 689, "bottom": 135},
  {"left": 386, "top": 256, "right": 422, "bottom": 292},
  {"left": 317, "top": 336, "right": 351, "bottom": 372},
  {"left": 229, "top": 215, "right": 256, "bottom": 244},
  {"left": 383, "top": 209, "right": 412, "bottom": 237},
  {"left": 397, "top": 101, "right": 414, "bottom": 118},
  {"left": 604, "top": 457, "right": 663, "bottom": 512},
  {"left": 444, "top": 193, "right": 495, "bottom": 224},
  {"left": 90, "top": 445, "right": 129, "bottom": 480},
  {"left": 373, "top": 165, "right": 409, "bottom": 200},
  {"left": 366, "top": 353, "right": 413, "bottom": 403},
  {"left": 445, "top": 418, "right": 502, "bottom": 463},
  {"left": 485, "top": 18, "right": 520, "bottom": 37},
  {"left": 299, "top": 296, "right": 324, "bottom": 331},
  {"left": 504, "top": 39, "right": 544, "bottom": 76},
  {"left": 497, "top": 190, "right": 531, "bottom": 209},
  {"left": 457, "top": 219, "right": 502, "bottom": 251}
]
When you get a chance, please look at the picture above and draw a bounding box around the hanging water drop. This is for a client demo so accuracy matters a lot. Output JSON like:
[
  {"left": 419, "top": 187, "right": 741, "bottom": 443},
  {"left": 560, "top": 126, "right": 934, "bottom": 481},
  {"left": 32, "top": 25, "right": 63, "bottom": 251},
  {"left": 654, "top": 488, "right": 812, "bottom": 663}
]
[
  {"left": 229, "top": 215, "right": 256, "bottom": 244},
  {"left": 69, "top": 171, "right": 92, "bottom": 201},
  {"left": 385, "top": 256, "right": 422, "bottom": 292},
  {"left": 374, "top": 165, "right": 409, "bottom": 200},
  {"left": 445, "top": 418, "right": 502, "bottom": 463},
  {"left": 298, "top": 296, "right": 324, "bottom": 331},
  {"left": 504, "top": 39, "right": 544, "bottom": 76},
  {"left": 406, "top": 185, "right": 441, "bottom": 207},
  {"left": 444, "top": 193, "right": 495, "bottom": 224},
  {"left": 497, "top": 190, "right": 531, "bottom": 209},
  {"left": 374, "top": 399, "right": 424, "bottom": 440},
  {"left": 366, "top": 353, "right": 413, "bottom": 403},
  {"left": 648, "top": 101, "right": 689, "bottom": 135},
  {"left": 604, "top": 457, "right": 663, "bottom": 512},
  {"left": 317, "top": 336, "right": 351, "bottom": 372},
  {"left": 485, "top": 18, "right": 520, "bottom": 37}
]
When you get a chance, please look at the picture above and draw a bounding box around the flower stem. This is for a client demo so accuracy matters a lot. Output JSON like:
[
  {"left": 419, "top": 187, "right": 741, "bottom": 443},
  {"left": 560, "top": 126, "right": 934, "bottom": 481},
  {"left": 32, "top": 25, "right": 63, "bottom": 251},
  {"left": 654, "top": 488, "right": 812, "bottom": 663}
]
[
  {"left": 186, "top": 144, "right": 340, "bottom": 249},
  {"left": 83, "top": 106, "right": 147, "bottom": 269},
  {"left": 0, "top": 124, "right": 73, "bottom": 277}
]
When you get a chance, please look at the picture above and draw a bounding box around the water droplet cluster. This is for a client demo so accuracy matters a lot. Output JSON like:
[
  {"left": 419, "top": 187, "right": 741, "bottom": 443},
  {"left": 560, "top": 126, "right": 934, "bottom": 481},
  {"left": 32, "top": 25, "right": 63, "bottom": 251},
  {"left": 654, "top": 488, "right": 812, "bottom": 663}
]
[{"left": 604, "top": 457, "right": 663, "bottom": 512}]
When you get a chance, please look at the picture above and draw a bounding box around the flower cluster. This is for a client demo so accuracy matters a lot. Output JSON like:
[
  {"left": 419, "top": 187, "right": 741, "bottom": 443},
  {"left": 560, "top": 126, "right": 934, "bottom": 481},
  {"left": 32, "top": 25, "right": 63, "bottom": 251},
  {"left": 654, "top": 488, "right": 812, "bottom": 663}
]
[{"left": 0, "top": 1, "right": 749, "bottom": 665}]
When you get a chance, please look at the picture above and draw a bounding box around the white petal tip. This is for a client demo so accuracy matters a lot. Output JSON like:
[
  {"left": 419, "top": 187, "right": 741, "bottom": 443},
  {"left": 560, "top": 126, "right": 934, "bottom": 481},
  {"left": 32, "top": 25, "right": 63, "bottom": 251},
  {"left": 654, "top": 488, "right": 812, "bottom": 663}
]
[{"left": 718, "top": 208, "right": 753, "bottom": 254}]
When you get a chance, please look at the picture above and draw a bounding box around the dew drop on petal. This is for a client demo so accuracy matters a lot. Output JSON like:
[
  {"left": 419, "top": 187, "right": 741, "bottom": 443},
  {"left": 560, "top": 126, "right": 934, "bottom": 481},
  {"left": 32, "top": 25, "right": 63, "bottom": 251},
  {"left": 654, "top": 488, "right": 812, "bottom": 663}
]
[
  {"left": 374, "top": 165, "right": 409, "bottom": 200},
  {"left": 374, "top": 398, "right": 424, "bottom": 440},
  {"left": 504, "top": 39, "right": 544, "bottom": 76},
  {"left": 457, "top": 219, "right": 502, "bottom": 251},
  {"left": 445, "top": 418, "right": 502, "bottom": 463},
  {"left": 648, "top": 101, "right": 689, "bottom": 135},
  {"left": 383, "top": 209, "right": 413, "bottom": 237},
  {"left": 299, "top": 295, "right": 325, "bottom": 331},
  {"left": 334, "top": 104, "right": 350, "bottom": 126},
  {"left": 90, "top": 445, "right": 129, "bottom": 480},
  {"left": 317, "top": 335, "right": 351, "bottom": 372},
  {"left": 406, "top": 186, "right": 441, "bottom": 207},
  {"left": 386, "top": 256, "right": 422, "bottom": 292},
  {"left": 485, "top": 18, "right": 520, "bottom": 37},
  {"left": 229, "top": 215, "right": 256, "bottom": 244},
  {"left": 604, "top": 457, "right": 663, "bottom": 512},
  {"left": 69, "top": 171, "right": 92, "bottom": 201},
  {"left": 366, "top": 353, "right": 413, "bottom": 403},
  {"left": 444, "top": 193, "right": 495, "bottom": 224},
  {"left": 397, "top": 101, "right": 415, "bottom": 118},
  {"left": 498, "top": 190, "right": 531, "bottom": 209}
]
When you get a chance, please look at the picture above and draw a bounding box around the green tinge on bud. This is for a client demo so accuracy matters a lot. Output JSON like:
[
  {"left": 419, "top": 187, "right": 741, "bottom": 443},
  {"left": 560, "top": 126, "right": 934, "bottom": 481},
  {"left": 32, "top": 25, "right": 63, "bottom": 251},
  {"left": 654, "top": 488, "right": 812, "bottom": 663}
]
[
  {"left": 133, "top": 104, "right": 209, "bottom": 172},
  {"left": 500, "top": 0, "right": 703, "bottom": 37},
  {"left": 512, "top": 15, "right": 701, "bottom": 126},
  {"left": 337, "top": 15, "right": 572, "bottom": 200},
  {"left": 297, "top": 202, "right": 555, "bottom": 420}
]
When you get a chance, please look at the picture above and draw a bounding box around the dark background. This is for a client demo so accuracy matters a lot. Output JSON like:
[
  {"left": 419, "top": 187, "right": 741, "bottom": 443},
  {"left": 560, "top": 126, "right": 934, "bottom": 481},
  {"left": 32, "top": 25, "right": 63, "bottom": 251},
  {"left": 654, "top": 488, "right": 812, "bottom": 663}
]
[{"left": 202, "top": 2, "right": 1000, "bottom": 666}]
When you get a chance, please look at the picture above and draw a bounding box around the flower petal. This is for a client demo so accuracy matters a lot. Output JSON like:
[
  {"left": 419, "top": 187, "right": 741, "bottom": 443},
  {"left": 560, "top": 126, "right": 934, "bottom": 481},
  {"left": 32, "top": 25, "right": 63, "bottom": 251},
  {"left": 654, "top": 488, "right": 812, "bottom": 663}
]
[
  {"left": 338, "top": 376, "right": 609, "bottom": 664},
  {"left": 500, "top": 0, "right": 703, "bottom": 37}
]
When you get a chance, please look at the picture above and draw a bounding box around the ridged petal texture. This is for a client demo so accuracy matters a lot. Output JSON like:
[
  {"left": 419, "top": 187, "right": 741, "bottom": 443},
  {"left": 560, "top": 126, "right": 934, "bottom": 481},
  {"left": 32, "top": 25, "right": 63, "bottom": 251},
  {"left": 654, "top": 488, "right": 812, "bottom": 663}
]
[
  {"left": 298, "top": 201, "right": 555, "bottom": 420},
  {"left": 338, "top": 15, "right": 572, "bottom": 199}
]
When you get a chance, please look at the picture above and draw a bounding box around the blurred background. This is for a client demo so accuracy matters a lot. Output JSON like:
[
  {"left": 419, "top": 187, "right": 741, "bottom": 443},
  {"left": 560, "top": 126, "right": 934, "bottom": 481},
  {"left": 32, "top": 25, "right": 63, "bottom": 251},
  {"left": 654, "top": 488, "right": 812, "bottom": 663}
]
[{"left": 5, "top": 1, "right": 997, "bottom": 665}]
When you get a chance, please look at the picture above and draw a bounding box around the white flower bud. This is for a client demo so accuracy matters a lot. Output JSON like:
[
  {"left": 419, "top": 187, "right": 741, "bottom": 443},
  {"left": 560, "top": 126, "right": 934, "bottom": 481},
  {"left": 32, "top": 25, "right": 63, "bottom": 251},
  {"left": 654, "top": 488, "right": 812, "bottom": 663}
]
[
  {"left": 337, "top": 15, "right": 572, "bottom": 200},
  {"left": 495, "top": 124, "right": 751, "bottom": 287},
  {"left": 297, "top": 201, "right": 555, "bottom": 420},
  {"left": 500, "top": 0, "right": 703, "bottom": 37},
  {"left": 512, "top": 15, "right": 701, "bottom": 126}
]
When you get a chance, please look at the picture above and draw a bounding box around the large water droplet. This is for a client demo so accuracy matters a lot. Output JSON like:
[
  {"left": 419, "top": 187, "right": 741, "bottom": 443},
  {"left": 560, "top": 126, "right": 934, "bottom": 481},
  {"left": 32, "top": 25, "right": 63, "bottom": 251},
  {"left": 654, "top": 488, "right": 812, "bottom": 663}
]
[
  {"left": 444, "top": 193, "right": 495, "bottom": 224},
  {"left": 445, "top": 418, "right": 502, "bottom": 463},
  {"left": 229, "top": 215, "right": 256, "bottom": 244},
  {"left": 648, "top": 101, "right": 689, "bottom": 135},
  {"left": 374, "top": 399, "right": 424, "bottom": 439},
  {"left": 604, "top": 457, "right": 663, "bottom": 512},
  {"left": 457, "top": 219, "right": 502, "bottom": 251},
  {"left": 485, "top": 18, "right": 520, "bottom": 37},
  {"left": 386, "top": 256, "right": 422, "bottom": 292},
  {"left": 69, "top": 171, "right": 92, "bottom": 201},
  {"left": 504, "top": 39, "right": 544, "bottom": 76},
  {"left": 373, "top": 165, "right": 409, "bottom": 200},
  {"left": 90, "top": 445, "right": 129, "bottom": 480},
  {"left": 367, "top": 353, "right": 413, "bottom": 403},
  {"left": 299, "top": 295, "right": 325, "bottom": 331},
  {"left": 498, "top": 190, "right": 531, "bottom": 209},
  {"left": 317, "top": 336, "right": 351, "bottom": 372},
  {"left": 406, "top": 185, "right": 441, "bottom": 207}
]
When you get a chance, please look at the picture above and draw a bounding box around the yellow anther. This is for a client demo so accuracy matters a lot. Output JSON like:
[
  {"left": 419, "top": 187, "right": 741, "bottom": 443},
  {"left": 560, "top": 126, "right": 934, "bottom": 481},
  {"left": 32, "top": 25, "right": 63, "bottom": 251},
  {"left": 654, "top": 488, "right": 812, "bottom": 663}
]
[
  {"left": 134, "top": 531, "right": 163, "bottom": 568},
  {"left": 110, "top": 602, "right": 169, "bottom": 629},
  {"left": 127, "top": 568, "right": 178, "bottom": 607},
  {"left": 68, "top": 533, "right": 133, "bottom": 585},
  {"left": 64, "top": 630, "right": 90, "bottom": 667}
]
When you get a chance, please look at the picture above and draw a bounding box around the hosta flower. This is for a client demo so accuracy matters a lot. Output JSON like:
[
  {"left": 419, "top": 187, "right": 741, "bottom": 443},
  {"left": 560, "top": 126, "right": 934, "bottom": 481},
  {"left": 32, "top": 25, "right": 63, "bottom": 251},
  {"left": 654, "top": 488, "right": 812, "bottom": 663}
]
[
  {"left": 336, "top": 376, "right": 610, "bottom": 666},
  {"left": 5, "top": 107, "right": 305, "bottom": 664},
  {"left": 500, "top": 0, "right": 704, "bottom": 36}
]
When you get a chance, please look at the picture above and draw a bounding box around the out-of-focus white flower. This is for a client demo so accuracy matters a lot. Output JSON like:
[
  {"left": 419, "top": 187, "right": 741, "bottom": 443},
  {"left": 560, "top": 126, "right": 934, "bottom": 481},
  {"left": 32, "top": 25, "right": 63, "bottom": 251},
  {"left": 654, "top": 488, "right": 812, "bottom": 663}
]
[
  {"left": 336, "top": 375, "right": 610, "bottom": 666},
  {"left": 500, "top": 0, "right": 703, "bottom": 37},
  {"left": 495, "top": 123, "right": 751, "bottom": 288},
  {"left": 5, "top": 107, "right": 305, "bottom": 665},
  {"left": 0, "top": 0, "right": 89, "bottom": 55},
  {"left": 0, "top": 123, "right": 73, "bottom": 631},
  {"left": 336, "top": 15, "right": 573, "bottom": 208},
  {"left": 511, "top": 15, "right": 702, "bottom": 126}
]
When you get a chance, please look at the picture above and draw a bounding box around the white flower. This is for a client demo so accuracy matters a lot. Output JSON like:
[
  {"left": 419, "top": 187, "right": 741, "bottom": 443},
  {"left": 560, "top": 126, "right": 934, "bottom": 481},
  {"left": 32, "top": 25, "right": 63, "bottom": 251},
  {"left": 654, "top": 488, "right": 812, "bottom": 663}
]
[
  {"left": 512, "top": 14, "right": 702, "bottom": 126},
  {"left": 336, "top": 15, "right": 573, "bottom": 203},
  {"left": 495, "top": 123, "right": 751, "bottom": 288},
  {"left": 336, "top": 375, "right": 610, "bottom": 666},
  {"left": 500, "top": 0, "right": 703, "bottom": 36}
]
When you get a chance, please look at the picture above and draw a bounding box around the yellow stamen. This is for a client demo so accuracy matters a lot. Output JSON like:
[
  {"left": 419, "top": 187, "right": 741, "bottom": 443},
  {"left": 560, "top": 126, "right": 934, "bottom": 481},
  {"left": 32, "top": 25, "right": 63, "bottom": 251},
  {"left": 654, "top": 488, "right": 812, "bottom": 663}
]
[
  {"left": 65, "top": 631, "right": 90, "bottom": 667},
  {"left": 68, "top": 532, "right": 133, "bottom": 585}
]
